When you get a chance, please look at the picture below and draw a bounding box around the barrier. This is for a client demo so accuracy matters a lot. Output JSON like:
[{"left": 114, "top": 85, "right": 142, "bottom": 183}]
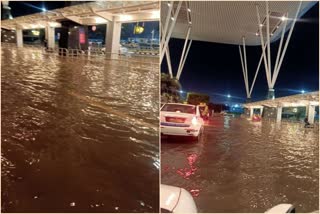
[{"left": 1, "top": 43, "right": 159, "bottom": 69}]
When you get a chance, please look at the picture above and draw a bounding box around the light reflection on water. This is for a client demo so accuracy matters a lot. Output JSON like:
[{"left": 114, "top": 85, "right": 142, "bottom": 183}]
[
  {"left": 161, "top": 116, "right": 319, "bottom": 213},
  {"left": 1, "top": 47, "right": 159, "bottom": 212}
]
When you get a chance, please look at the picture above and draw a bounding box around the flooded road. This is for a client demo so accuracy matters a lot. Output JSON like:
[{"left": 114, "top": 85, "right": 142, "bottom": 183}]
[
  {"left": 161, "top": 116, "right": 319, "bottom": 213},
  {"left": 1, "top": 47, "right": 159, "bottom": 212}
]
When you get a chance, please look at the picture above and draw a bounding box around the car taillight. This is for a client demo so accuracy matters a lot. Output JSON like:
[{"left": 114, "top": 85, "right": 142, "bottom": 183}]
[{"left": 191, "top": 116, "right": 198, "bottom": 125}]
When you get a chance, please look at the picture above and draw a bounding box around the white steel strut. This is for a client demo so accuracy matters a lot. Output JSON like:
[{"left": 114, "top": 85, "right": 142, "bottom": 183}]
[
  {"left": 254, "top": 1, "right": 302, "bottom": 96},
  {"left": 161, "top": 1, "right": 193, "bottom": 80},
  {"left": 160, "top": 1, "right": 182, "bottom": 64},
  {"left": 239, "top": 38, "right": 267, "bottom": 99}
]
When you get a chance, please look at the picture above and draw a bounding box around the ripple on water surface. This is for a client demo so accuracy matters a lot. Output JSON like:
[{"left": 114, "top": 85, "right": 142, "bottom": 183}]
[
  {"left": 1, "top": 47, "right": 159, "bottom": 212},
  {"left": 161, "top": 116, "right": 319, "bottom": 213}
]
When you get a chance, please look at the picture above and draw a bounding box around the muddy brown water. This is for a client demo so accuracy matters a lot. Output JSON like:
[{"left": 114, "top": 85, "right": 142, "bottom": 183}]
[
  {"left": 161, "top": 116, "right": 319, "bottom": 213},
  {"left": 1, "top": 47, "right": 159, "bottom": 212}
]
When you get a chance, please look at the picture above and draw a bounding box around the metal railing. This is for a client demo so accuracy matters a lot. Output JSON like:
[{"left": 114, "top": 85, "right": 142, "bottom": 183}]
[
  {"left": 1, "top": 43, "right": 159, "bottom": 70},
  {"left": 41, "top": 47, "right": 159, "bottom": 70}
]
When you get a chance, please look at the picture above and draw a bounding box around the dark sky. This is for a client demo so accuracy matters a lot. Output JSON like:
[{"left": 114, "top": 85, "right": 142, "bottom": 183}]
[
  {"left": 6, "top": 1, "right": 67, "bottom": 17},
  {"left": 162, "top": 2, "right": 319, "bottom": 104}
]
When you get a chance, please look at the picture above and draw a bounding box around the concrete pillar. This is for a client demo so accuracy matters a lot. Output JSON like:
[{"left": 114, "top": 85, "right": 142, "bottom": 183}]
[
  {"left": 249, "top": 108, "right": 254, "bottom": 118},
  {"left": 260, "top": 107, "right": 264, "bottom": 116},
  {"left": 16, "top": 28, "right": 23, "bottom": 47},
  {"left": 307, "top": 105, "right": 315, "bottom": 124},
  {"left": 46, "top": 26, "right": 55, "bottom": 49},
  {"left": 276, "top": 106, "right": 282, "bottom": 122},
  {"left": 105, "top": 20, "right": 121, "bottom": 54}
]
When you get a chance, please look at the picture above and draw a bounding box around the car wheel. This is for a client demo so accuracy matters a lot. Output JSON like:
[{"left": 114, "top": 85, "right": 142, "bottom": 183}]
[
  {"left": 192, "top": 130, "right": 202, "bottom": 143},
  {"left": 196, "top": 127, "right": 204, "bottom": 142}
]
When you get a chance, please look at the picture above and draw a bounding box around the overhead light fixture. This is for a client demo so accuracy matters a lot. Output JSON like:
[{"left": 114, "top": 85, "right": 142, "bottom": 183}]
[
  {"left": 167, "top": 3, "right": 171, "bottom": 7},
  {"left": 189, "top": 21, "right": 192, "bottom": 24},
  {"left": 187, "top": 8, "right": 191, "bottom": 12},
  {"left": 31, "top": 30, "right": 40, "bottom": 36},
  {"left": 171, "top": 17, "right": 174, "bottom": 21},
  {"left": 259, "top": 24, "right": 263, "bottom": 27},
  {"left": 255, "top": 32, "right": 259, "bottom": 36},
  {"left": 151, "top": 10, "right": 160, "bottom": 19},
  {"left": 281, "top": 15, "right": 287, "bottom": 21},
  {"left": 119, "top": 15, "right": 132, "bottom": 22},
  {"left": 94, "top": 17, "right": 107, "bottom": 24},
  {"left": 48, "top": 22, "right": 60, "bottom": 27}
]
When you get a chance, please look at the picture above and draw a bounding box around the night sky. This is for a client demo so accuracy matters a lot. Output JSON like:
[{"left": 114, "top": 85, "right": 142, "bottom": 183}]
[
  {"left": 162, "top": 3, "right": 319, "bottom": 104},
  {"left": 5, "top": 1, "right": 68, "bottom": 17}
]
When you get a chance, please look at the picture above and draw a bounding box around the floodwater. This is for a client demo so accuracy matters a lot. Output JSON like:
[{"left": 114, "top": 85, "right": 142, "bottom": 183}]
[
  {"left": 1, "top": 47, "right": 159, "bottom": 212},
  {"left": 161, "top": 116, "right": 319, "bottom": 213}
]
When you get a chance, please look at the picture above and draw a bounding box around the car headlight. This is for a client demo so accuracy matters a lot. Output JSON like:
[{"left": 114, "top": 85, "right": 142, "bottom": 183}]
[{"left": 191, "top": 116, "right": 198, "bottom": 125}]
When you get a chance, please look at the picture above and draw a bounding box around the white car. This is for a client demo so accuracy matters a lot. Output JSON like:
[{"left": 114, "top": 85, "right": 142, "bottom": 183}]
[
  {"left": 160, "top": 103, "right": 204, "bottom": 141},
  {"left": 161, "top": 184, "right": 197, "bottom": 213}
]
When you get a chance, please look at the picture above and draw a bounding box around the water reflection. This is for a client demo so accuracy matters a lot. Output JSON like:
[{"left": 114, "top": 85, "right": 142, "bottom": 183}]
[
  {"left": 1, "top": 47, "right": 159, "bottom": 212},
  {"left": 161, "top": 117, "right": 319, "bottom": 212}
]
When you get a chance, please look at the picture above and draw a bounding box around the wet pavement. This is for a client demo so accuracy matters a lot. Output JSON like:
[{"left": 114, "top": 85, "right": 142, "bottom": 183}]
[
  {"left": 1, "top": 47, "right": 159, "bottom": 212},
  {"left": 161, "top": 115, "right": 319, "bottom": 213}
]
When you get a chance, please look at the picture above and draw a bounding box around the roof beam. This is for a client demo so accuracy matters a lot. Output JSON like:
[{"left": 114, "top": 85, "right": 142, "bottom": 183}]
[
  {"left": 114, "top": 13, "right": 159, "bottom": 23},
  {"left": 90, "top": 7, "right": 113, "bottom": 21},
  {"left": 61, "top": 13, "right": 83, "bottom": 24}
]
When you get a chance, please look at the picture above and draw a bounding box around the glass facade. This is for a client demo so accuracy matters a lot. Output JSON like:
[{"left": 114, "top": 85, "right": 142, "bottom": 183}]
[{"left": 120, "top": 21, "right": 159, "bottom": 54}]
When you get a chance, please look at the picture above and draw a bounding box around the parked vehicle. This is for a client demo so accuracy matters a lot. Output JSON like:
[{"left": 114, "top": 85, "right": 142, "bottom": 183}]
[
  {"left": 160, "top": 103, "right": 204, "bottom": 141},
  {"left": 160, "top": 184, "right": 197, "bottom": 213}
]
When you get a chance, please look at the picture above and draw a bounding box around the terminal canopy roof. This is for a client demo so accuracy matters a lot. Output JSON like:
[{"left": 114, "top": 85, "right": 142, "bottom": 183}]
[
  {"left": 161, "top": 1, "right": 316, "bottom": 46},
  {"left": 1, "top": 1, "right": 159, "bottom": 30},
  {"left": 243, "top": 91, "right": 319, "bottom": 108}
]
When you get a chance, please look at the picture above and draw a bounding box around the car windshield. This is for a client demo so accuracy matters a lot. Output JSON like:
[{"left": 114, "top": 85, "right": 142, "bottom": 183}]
[{"left": 161, "top": 104, "right": 196, "bottom": 114}]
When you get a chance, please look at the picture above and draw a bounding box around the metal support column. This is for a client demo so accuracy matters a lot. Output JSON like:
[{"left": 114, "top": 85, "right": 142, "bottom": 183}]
[
  {"left": 165, "top": 46, "right": 173, "bottom": 78},
  {"left": 160, "top": 1, "right": 182, "bottom": 63},
  {"left": 273, "top": 13, "right": 288, "bottom": 76},
  {"left": 271, "top": 1, "right": 302, "bottom": 88},
  {"left": 177, "top": 39, "right": 192, "bottom": 80},
  {"left": 249, "top": 43, "right": 267, "bottom": 97},
  {"left": 160, "top": 1, "right": 174, "bottom": 51},
  {"left": 256, "top": 5, "right": 271, "bottom": 88},
  {"left": 176, "top": 26, "right": 191, "bottom": 80}
]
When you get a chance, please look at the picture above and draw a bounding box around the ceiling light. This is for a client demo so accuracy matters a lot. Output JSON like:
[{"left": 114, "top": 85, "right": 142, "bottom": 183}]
[
  {"left": 281, "top": 16, "right": 287, "bottom": 21},
  {"left": 167, "top": 3, "right": 171, "bottom": 7},
  {"left": 259, "top": 24, "right": 263, "bottom": 27},
  {"left": 151, "top": 10, "right": 160, "bottom": 19},
  {"left": 94, "top": 17, "right": 107, "bottom": 24},
  {"left": 187, "top": 8, "right": 191, "bottom": 12},
  {"left": 171, "top": 17, "right": 174, "bottom": 21},
  {"left": 119, "top": 15, "right": 132, "bottom": 22}
]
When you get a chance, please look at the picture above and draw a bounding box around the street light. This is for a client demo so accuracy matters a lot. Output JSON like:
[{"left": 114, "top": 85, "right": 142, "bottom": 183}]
[
  {"left": 301, "top": 90, "right": 305, "bottom": 94},
  {"left": 42, "top": 7, "right": 47, "bottom": 12},
  {"left": 227, "top": 94, "right": 231, "bottom": 98}
]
